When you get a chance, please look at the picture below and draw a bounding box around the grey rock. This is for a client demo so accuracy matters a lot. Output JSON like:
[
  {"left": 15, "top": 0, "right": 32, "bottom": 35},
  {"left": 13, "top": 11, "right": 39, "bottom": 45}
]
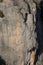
[{"left": 0, "top": 0, "right": 43, "bottom": 65}]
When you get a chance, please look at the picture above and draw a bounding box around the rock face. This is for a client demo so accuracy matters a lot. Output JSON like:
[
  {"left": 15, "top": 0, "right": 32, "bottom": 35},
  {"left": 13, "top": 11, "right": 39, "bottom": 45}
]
[
  {"left": 36, "top": 53, "right": 43, "bottom": 65},
  {"left": 0, "top": 0, "right": 43, "bottom": 65}
]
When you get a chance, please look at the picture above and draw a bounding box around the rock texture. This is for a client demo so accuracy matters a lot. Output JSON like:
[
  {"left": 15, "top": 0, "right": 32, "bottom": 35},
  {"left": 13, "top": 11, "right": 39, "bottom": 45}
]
[{"left": 0, "top": 0, "right": 43, "bottom": 65}]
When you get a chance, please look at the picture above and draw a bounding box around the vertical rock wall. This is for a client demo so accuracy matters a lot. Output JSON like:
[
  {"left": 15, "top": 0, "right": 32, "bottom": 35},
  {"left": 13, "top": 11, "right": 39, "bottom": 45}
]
[{"left": 0, "top": 0, "right": 43, "bottom": 65}]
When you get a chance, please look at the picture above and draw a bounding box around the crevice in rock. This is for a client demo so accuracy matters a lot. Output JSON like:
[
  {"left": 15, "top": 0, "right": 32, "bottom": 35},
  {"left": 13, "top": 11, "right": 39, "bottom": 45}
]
[
  {"left": 0, "top": 56, "right": 6, "bottom": 65},
  {"left": 0, "top": 0, "right": 3, "bottom": 2},
  {"left": 34, "top": 0, "right": 43, "bottom": 65},
  {"left": 24, "top": 0, "right": 31, "bottom": 14},
  {"left": 24, "top": 13, "right": 28, "bottom": 23},
  {"left": 0, "top": 10, "right": 4, "bottom": 18}
]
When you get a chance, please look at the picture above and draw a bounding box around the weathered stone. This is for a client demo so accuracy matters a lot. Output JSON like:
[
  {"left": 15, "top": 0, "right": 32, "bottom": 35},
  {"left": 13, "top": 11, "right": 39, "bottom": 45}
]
[{"left": 0, "top": 0, "right": 43, "bottom": 65}]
